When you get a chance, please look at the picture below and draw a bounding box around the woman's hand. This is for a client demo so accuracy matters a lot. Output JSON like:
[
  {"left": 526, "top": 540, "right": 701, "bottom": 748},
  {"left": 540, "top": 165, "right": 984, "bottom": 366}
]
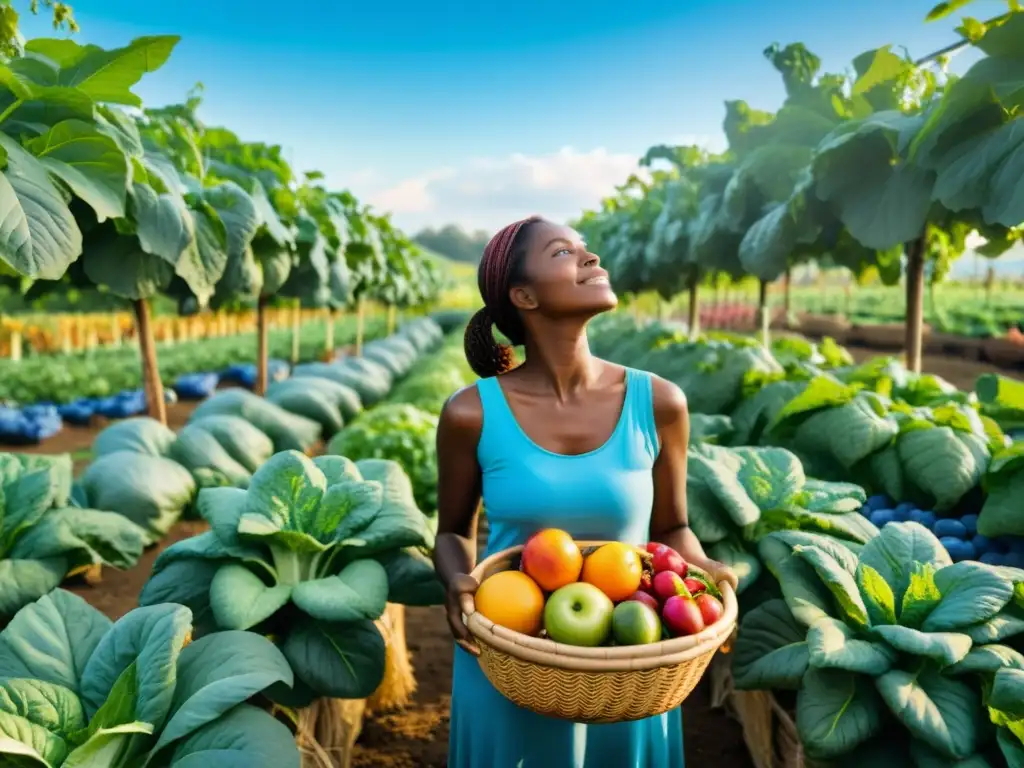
[{"left": 445, "top": 573, "right": 481, "bottom": 656}]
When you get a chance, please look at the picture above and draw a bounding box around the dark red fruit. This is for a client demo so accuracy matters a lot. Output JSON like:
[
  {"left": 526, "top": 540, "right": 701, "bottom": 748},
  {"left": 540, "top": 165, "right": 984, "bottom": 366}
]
[
  {"left": 652, "top": 546, "right": 688, "bottom": 577},
  {"left": 683, "top": 577, "right": 706, "bottom": 595},
  {"left": 662, "top": 595, "right": 705, "bottom": 636},
  {"left": 695, "top": 593, "right": 724, "bottom": 626},
  {"left": 652, "top": 571, "right": 688, "bottom": 601}
]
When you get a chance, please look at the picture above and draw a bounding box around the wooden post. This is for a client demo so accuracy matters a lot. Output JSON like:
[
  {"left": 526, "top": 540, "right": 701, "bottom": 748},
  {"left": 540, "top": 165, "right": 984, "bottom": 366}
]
[
  {"left": 132, "top": 299, "right": 167, "bottom": 425},
  {"left": 256, "top": 295, "right": 269, "bottom": 396},
  {"left": 905, "top": 238, "right": 926, "bottom": 374},
  {"left": 291, "top": 299, "right": 302, "bottom": 365},
  {"left": 758, "top": 280, "right": 770, "bottom": 347}
]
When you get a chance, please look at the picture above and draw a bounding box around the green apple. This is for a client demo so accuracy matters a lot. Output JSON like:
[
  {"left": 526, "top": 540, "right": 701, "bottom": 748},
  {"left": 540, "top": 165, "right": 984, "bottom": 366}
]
[
  {"left": 544, "top": 582, "right": 614, "bottom": 647},
  {"left": 612, "top": 600, "right": 662, "bottom": 645}
]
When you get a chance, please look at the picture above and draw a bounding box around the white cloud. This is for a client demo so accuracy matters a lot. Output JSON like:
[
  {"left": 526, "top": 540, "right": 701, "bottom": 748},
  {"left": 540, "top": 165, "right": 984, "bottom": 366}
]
[{"left": 366, "top": 146, "right": 652, "bottom": 234}]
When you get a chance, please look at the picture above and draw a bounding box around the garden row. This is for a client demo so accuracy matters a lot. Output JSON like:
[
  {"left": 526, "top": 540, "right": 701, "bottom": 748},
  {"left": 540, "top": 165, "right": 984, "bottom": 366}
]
[
  {"left": 588, "top": 313, "right": 1024, "bottom": 767},
  {"left": 0, "top": 316, "right": 474, "bottom": 766},
  {"left": 0, "top": 30, "right": 452, "bottom": 443},
  {"left": 0, "top": 313, "right": 391, "bottom": 444},
  {"left": 576, "top": 12, "right": 1024, "bottom": 378}
]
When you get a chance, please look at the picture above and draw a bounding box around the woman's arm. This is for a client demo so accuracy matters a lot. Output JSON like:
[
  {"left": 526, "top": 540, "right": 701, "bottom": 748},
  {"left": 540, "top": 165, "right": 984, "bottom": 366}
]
[
  {"left": 434, "top": 385, "right": 486, "bottom": 654},
  {"left": 649, "top": 376, "right": 740, "bottom": 591}
]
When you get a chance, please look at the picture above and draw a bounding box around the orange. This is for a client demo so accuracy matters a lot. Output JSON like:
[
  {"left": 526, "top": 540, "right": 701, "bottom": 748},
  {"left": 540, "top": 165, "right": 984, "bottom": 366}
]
[
  {"left": 581, "top": 542, "right": 643, "bottom": 602},
  {"left": 520, "top": 528, "right": 583, "bottom": 592},
  {"left": 474, "top": 570, "right": 546, "bottom": 636}
]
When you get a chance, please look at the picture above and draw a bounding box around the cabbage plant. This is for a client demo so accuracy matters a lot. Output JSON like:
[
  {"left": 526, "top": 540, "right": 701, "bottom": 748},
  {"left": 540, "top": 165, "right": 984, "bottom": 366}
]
[
  {"left": 140, "top": 450, "right": 442, "bottom": 705},
  {"left": 326, "top": 404, "right": 439, "bottom": 515},
  {"left": 733, "top": 522, "right": 1024, "bottom": 765},
  {"left": 0, "top": 452, "right": 148, "bottom": 619},
  {"left": 686, "top": 441, "right": 876, "bottom": 593},
  {"left": 0, "top": 589, "right": 298, "bottom": 767}
]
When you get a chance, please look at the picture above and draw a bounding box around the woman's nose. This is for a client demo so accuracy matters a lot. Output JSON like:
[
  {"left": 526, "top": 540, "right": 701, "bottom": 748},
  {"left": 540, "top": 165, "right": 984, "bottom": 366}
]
[{"left": 581, "top": 252, "right": 599, "bottom": 267}]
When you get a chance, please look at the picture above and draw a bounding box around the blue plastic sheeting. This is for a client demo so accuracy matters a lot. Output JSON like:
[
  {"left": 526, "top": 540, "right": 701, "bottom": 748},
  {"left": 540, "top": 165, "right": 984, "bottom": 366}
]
[
  {"left": 220, "top": 359, "right": 290, "bottom": 388},
  {"left": 0, "top": 404, "right": 63, "bottom": 444},
  {"left": 57, "top": 398, "right": 98, "bottom": 425},
  {"left": 174, "top": 372, "right": 220, "bottom": 400}
]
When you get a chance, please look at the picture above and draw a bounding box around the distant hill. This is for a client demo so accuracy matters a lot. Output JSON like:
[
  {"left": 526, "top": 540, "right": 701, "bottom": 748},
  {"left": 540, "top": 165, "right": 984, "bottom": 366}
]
[{"left": 412, "top": 224, "right": 490, "bottom": 264}]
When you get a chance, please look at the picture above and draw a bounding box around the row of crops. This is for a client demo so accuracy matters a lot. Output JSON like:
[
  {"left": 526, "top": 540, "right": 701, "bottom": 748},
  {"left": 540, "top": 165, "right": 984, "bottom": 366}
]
[
  {"left": 575, "top": 11, "right": 1024, "bottom": 375},
  {"left": 0, "top": 314, "right": 475, "bottom": 766},
  {"left": 585, "top": 313, "right": 1024, "bottom": 767},
  {"left": 0, "top": 30, "right": 454, "bottom": 436}
]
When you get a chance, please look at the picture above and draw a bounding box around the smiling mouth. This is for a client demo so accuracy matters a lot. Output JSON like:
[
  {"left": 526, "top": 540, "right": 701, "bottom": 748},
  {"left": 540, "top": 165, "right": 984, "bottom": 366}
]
[{"left": 581, "top": 276, "right": 609, "bottom": 285}]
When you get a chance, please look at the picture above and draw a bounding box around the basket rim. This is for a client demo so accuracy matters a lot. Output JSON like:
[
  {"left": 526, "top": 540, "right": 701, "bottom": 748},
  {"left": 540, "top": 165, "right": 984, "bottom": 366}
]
[{"left": 464, "top": 541, "right": 738, "bottom": 672}]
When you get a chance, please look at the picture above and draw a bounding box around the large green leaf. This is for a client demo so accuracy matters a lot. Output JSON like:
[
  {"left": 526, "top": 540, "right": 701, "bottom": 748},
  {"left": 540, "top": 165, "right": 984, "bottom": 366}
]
[
  {"left": 796, "top": 667, "right": 884, "bottom": 758},
  {"left": 79, "top": 603, "right": 192, "bottom": 729},
  {"left": 25, "top": 119, "right": 129, "bottom": 221},
  {"left": 208, "top": 564, "right": 292, "bottom": 631},
  {"left": 0, "top": 133, "right": 82, "bottom": 279},
  {"left": 0, "top": 590, "right": 112, "bottom": 695},
  {"left": 290, "top": 559, "right": 388, "bottom": 623},
  {"left": 0, "top": 558, "right": 65, "bottom": 619},
  {"left": 875, "top": 667, "right": 982, "bottom": 759},
  {"left": 0, "top": 678, "right": 85, "bottom": 766},
  {"left": 161, "top": 703, "right": 299, "bottom": 768},
  {"left": 807, "top": 617, "right": 896, "bottom": 675},
  {"left": 859, "top": 522, "right": 952, "bottom": 606},
  {"left": 281, "top": 618, "right": 385, "bottom": 700},
  {"left": 151, "top": 631, "right": 293, "bottom": 755},
  {"left": 23, "top": 36, "right": 180, "bottom": 107},
  {"left": 923, "top": 561, "right": 1015, "bottom": 632},
  {"left": 733, "top": 599, "right": 810, "bottom": 690}
]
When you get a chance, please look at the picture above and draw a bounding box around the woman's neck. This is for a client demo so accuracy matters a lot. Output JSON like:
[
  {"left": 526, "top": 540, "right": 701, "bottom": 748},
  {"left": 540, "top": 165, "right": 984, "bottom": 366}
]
[{"left": 519, "top": 321, "right": 598, "bottom": 401}]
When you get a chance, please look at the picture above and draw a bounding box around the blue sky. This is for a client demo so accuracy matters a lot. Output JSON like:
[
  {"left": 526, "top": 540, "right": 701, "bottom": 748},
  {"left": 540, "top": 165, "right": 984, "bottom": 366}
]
[{"left": 20, "top": 0, "right": 1008, "bottom": 234}]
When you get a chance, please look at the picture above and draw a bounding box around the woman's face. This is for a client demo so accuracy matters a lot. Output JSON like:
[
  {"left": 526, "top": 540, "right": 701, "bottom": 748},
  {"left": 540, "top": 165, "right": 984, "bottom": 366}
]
[{"left": 511, "top": 220, "right": 618, "bottom": 320}]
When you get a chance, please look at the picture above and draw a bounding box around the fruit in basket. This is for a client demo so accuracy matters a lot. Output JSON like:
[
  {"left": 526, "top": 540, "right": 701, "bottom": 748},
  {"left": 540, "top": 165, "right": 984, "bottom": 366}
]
[
  {"left": 626, "top": 590, "right": 661, "bottom": 612},
  {"left": 521, "top": 528, "right": 583, "bottom": 591},
  {"left": 683, "top": 577, "right": 706, "bottom": 595},
  {"left": 652, "top": 570, "right": 687, "bottom": 601},
  {"left": 580, "top": 542, "right": 643, "bottom": 601},
  {"left": 544, "top": 582, "right": 614, "bottom": 647},
  {"left": 649, "top": 544, "right": 688, "bottom": 578},
  {"left": 475, "top": 570, "right": 545, "bottom": 636},
  {"left": 662, "top": 594, "right": 705, "bottom": 636},
  {"left": 695, "top": 593, "right": 724, "bottom": 626},
  {"left": 611, "top": 600, "right": 662, "bottom": 645}
]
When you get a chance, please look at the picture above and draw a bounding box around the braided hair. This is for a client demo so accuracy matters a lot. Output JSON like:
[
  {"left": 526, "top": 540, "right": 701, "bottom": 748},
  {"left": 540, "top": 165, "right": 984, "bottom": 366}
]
[{"left": 464, "top": 215, "right": 542, "bottom": 378}]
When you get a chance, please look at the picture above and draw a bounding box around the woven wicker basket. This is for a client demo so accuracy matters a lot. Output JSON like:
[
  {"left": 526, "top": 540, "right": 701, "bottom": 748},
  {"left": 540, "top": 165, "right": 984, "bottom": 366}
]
[{"left": 464, "top": 542, "right": 738, "bottom": 723}]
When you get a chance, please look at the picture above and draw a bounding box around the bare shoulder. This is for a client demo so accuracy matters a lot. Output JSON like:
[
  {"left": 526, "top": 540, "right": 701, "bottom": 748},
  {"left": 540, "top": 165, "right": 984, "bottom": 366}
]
[
  {"left": 648, "top": 374, "right": 688, "bottom": 429},
  {"left": 439, "top": 383, "right": 484, "bottom": 438}
]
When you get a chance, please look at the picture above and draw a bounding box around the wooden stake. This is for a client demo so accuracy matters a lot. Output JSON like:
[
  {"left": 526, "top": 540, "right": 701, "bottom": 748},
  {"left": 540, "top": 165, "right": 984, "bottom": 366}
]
[{"left": 132, "top": 299, "right": 167, "bottom": 425}]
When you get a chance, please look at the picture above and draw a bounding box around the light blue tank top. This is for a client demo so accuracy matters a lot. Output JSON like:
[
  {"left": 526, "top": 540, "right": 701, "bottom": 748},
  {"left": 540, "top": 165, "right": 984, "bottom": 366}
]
[{"left": 476, "top": 367, "right": 660, "bottom": 558}]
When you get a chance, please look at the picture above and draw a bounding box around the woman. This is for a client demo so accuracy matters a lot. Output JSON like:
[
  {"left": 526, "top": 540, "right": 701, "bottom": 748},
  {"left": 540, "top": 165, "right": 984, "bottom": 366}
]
[{"left": 434, "top": 215, "right": 738, "bottom": 768}]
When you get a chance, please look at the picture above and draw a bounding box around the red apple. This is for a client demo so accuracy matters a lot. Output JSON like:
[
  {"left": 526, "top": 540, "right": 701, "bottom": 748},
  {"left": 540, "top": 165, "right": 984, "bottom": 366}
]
[
  {"left": 695, "top": 593, "right": 724, "bottom": 626},
  {"left": 683, "top": 577, "right": 706, "bottom": 595},
  {"left": 652, "top": 571, "right": 689, "bottom": 602},
  {"left": 652, "top": 546, "right": 688, "bottom": 578},
  {"left": 626, "top": 590, "right": 661, "bottom": 612},
  {"left": 662, "top": 595, "right": 705, "bottom": 636}
]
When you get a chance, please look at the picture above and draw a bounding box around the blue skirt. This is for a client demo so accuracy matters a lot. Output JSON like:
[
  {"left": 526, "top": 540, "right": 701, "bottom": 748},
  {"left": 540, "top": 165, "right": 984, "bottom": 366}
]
[{"left": 449, "top": 647, "right": 685, "bottom": 768}]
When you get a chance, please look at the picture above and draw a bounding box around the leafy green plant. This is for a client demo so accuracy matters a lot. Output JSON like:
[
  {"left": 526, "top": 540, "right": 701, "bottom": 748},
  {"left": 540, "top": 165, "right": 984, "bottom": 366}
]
[
  {"left": 0, "top": 452, "right": 147, "bottom": 619},
  {"left": 687, "top": 441, "right": 875, "bottom": 594},
  {"left": 139, "top": 450, "right": 442, "bottom": 706},
  {"left": 734, "top": 522, "right": 1024, "bottom": 764},
  {"left": 0, "top": 589, "right": 299, "bottom": 767},
  {"left": 326, "top": 404, "right": 440, "bottom": 515},
  {"left": 769, "top": 376, "right": 1000, "bottom": 512}
]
